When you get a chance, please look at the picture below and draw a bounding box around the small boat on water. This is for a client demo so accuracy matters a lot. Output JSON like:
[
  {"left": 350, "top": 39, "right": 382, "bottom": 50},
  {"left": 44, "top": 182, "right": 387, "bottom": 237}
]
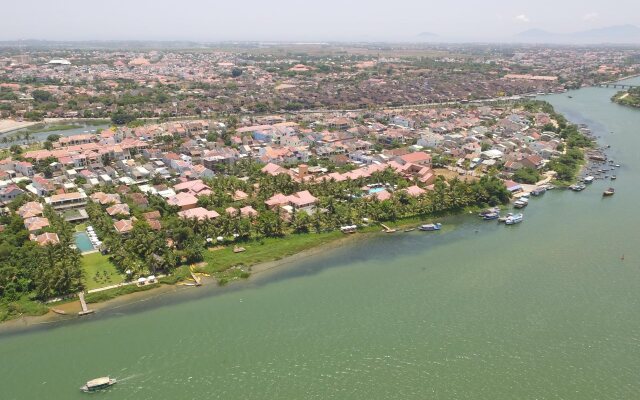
[
  {"left": 531, "top": 187, "right": 546, "bottom": 196},
  {"left": 611, "top": 175, "right": 617, "bottom": 180},
  {"left": 80, "top": 377, "right": 116, "bottom": 392},
  {"left": 505, "top": 213, "right": 524, "bottom": 225},
  {"left": 483, "top": 212, "right": 500, "bottom": 220},
  {"left": 403, "top": 228, "right": 416, "bottom": 232},
  {"left": 498, "top": 213, "right": 513, "bottom": 223},
  {"left": 514, "top": 198, "right": 529, "bottom": 209},
  {"left": 569, "top": 183, "right": 586, "bottom": 192},
  {"left": 603, "top": 188, "right": 615, "bottom": 197},
  {"left": 583, "top": 176, "right": 595, "bottom": 184},
  {"left": 419, "top": 223, "right": 442, "bottom": 231},
  {"left": 478, "top": 207, "right": 500, "bottom": 217}
]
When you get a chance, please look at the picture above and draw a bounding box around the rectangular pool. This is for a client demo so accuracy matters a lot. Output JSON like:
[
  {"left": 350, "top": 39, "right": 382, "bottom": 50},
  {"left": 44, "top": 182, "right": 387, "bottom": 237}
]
[{"left": 74, "top": 232, "right": 95, "bottom": 252}]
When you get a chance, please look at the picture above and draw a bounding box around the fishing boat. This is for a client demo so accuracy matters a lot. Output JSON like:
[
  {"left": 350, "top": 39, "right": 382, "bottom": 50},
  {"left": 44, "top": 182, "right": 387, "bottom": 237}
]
[
  {"left": 498, "top": 213, "right": 513, "bottom": 223},
  {"left": 583, "top": 176, "right": 595, "bottom": 184},
  {"left": 531, "top": 187, "right": 546, "bottom": 196},
  {"left": 419, "top": 223, "right": 442, "bottom": 231},
  {"left": 569, "top": 183, "right": 586, "bottom": 192},
  {"left": 611, "top": 175, "right": 617, "bottom": 180},
  {"left": 603, "top": 188, "right": 615, "bottom": 196},
  {"left": 80, "top": 377, "right": 116, "bottom": 392},
  {"left": 513, "top": 198, "right": 529, "bottom": 209},
  {"left": 505, "top": 213, "right": 524, "bottom": 225},
  {"left": 482, "top": 212, "right": 500, "bottom": 220},
  {"left": 478, "top": 207, "right": 500, "bottom": 217},
  {"left": 403, "top": 228, "right": 416, "bottom": 232}
]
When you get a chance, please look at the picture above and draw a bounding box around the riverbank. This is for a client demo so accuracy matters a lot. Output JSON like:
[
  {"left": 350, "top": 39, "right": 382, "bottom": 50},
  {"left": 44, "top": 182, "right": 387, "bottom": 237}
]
[
  {"left": 611, "top": 88, "right": 640, "bottom": 109},
  {"left": 0, "top": 119, "right": 39, "bottom": 134},
  {"left": 0, "top": 205, "right": 492, "bottom": 331}
]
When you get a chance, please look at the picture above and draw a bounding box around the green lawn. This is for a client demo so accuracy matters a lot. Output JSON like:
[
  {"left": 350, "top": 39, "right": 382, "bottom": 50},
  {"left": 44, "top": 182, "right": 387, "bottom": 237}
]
[
  {"left": 82, "top": 252, "right": 125, "bottom": 290},
  {"left": 202, "top": 231, "right": 344, "bottom": 275},
  {"left": 74, "top": 223, "right": 87, "bottom": 232}
]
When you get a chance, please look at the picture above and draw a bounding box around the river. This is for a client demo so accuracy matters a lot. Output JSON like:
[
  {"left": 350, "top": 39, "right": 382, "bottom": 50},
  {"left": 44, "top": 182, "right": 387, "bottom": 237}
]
[
  {"left": 0, "top": 122, "right": 109, "bottom": 149},
  {"left": 1, "top": 79, "right": 640, "bottom": 399}
]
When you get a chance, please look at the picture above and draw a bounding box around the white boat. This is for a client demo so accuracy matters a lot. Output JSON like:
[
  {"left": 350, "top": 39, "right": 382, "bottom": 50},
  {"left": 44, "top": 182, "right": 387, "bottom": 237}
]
[
  {"left": 583, "top": 176, "right": 595, "bottom": 184},
  {"left": 505, "top": 213, "right": 524, "bottom": 225},
  {"left": 419, "top": 223, "right": 442, "bottom": 231},
  {"left": 513, "top": 198, "right": 529, "bottom": 208},
  {"left": 80, "top": 376, "right": 116, "bottom": 392}
]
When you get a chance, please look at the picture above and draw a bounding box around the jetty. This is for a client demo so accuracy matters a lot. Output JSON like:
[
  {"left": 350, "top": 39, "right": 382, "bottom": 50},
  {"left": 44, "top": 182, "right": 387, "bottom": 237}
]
[
  {"left": 77, "top": 292, "right": 94, "bottom": 316},
  {"left": 189, "top": 270, "right": 202, "bottom": 286},
  {"left": 380, "top": 223, "right": 396, "bottom": 233}
]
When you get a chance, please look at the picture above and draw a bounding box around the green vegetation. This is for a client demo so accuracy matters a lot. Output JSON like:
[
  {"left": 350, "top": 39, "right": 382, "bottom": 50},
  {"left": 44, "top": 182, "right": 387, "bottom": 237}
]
[
  {"left": 82, "top": 253, "right": 125, "bottom": 290},
  {"left": 0, "top": 204, "right": 84, "bottom": 321},
  {"left": 612, "top": 88, "right": 640, "bottom": 108},
  {"left": 522, "top": 100, "right": 593, "bottom": 185},
  {"left": 513, "top": 168, "right": 541, "bottom": 184},
  {"left": 203, "top": 231, "right": 343, "bottom": 274},
  {"left": 84, "top": 282, "right": 160, "bottom": 304}
]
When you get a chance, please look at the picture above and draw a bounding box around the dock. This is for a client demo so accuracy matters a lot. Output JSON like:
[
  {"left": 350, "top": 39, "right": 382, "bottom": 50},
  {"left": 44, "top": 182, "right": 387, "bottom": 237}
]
[
  {"left": 189, "top": 271, "right": 202, "bottom": 286},
  {"left": 77, "top": 292, "right": 94, "bottom": 316},
  {"left": 380, "top": 223, "right": 397, "bottom": 233}
]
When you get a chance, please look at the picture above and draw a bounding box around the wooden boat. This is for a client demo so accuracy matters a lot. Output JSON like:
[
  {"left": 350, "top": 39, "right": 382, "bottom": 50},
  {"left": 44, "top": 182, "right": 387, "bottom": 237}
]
[
  {"left": 498, "top": 213, "right": 513, "bottom": 223},
  {"left": 482, "top": 212, "right": 500, "bottom": 220},
  {"left": 403, "top": 228, "right": 416, "bottom": 232},
  {"left": 611, "top": 175, "right": 617, "bottom": 180},
  {"left": 505, "top": 213, "right": 524, "bottom": 225},
  {"left": 80, "top": 376, "right": 116, "bottom": 392},
  {"left": 513, "top": 198, "right": 529, "bottom": 209},
  {"left": 419, "top": 223, "right": 442, "bottom": 231},
  {"left": 603, "top": 188, "right": 615, "bottom": 196},
  {"left": 51, "top": 308, "right": 67, "bottom": 315}
]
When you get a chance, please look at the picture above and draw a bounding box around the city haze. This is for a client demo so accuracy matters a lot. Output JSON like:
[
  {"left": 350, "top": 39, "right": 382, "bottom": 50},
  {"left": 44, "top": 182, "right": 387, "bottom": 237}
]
[{"left": 1, "top": 0, "right": 640, "bottom": 43}]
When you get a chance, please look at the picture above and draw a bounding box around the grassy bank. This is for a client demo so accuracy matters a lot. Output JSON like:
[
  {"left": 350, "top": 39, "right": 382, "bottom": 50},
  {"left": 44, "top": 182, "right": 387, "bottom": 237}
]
[
  {"left": 0, "top": 297, "right": 48, "bottom": 322},
  {"left": 612, "top": 89, "right": 640, "bottom": 108},
  {"left": 1, "top": 207, "right": 499, "bottom": 321}
]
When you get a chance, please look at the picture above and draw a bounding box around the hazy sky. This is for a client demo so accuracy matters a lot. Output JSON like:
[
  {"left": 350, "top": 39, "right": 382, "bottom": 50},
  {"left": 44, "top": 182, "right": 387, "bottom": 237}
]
[{"left": 1, "top": 0, "right": 639, "bottom": 42}]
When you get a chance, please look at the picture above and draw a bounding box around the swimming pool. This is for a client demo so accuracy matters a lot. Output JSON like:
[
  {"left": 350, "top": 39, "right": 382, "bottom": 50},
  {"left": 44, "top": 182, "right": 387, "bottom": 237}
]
[
  {"left": 74, "top": 232, "right": 95, "bottom": 252},
  {"left": 368, "top": 187, "right": 386, "bottom": 194}
]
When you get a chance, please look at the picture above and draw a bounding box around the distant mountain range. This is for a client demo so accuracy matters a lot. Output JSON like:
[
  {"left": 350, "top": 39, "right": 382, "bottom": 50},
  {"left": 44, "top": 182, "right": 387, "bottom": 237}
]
[{"left": 515, "top": 25, "right": 640, "bottom": 44}]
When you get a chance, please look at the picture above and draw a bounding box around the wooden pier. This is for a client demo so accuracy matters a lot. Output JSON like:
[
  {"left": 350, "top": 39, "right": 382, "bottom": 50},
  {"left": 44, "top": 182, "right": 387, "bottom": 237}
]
[
  {"left": 190, "top": 271, "right": 202, "bottom": 286},
  {"left": 77, "top": 292, "right": 94, "bottom": 316},
  {"left": 380, "top": 223, "right": 397, "bottom": 233}
]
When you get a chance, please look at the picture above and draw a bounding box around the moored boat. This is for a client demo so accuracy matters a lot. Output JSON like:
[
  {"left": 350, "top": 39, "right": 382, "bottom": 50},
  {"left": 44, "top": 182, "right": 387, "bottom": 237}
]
[
  {"left": 478, "top": 207, "right": 500, "bottom": 217},
  {"left": 419, "top": 223, "right": 442, "bottom": 231},
  {"left": 505, "top": 213, "right": 524, "bottom": 225},
  {"left": 513, "top": 198, "right": 529, "bottom": 208},
  {"left": 498, "top": 213, "right": 513, "bottom": 223},
  {"left": 483, "top": 212, "right": 500, "bottom": 220},
  {"left": 531, "top": 187, "right": 546, "bottom": 196},
  {"left": 611, "top": 175, "right": 617, "bottom": 180},
  {"left": 569, "top": 183, "right": 586, "bottom": 192},
  {"left": 583, "top": 176, "right": 595, "bottom": 184},
  {"left": 603, "top": 188, "right": 615, "bottom": 196},
  {"left": 80, "top": 377, "right": 116, "bottom": 392}
]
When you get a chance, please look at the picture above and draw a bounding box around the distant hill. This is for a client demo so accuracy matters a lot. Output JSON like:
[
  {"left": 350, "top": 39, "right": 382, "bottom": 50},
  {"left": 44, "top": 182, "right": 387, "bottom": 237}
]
[{"left": 515, "top": 25, "right": 640, "bottom": 44}]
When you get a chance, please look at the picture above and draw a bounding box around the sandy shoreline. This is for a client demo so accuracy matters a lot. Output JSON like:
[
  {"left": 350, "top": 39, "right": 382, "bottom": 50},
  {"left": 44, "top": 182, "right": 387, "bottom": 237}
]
[{"left": 0, "top": 119, "right": 39, "bottom": 134}]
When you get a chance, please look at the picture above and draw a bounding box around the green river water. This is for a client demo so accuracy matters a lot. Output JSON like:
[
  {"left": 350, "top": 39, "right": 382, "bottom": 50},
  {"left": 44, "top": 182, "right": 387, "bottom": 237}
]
[{"left": 1, "top": 80, "right": 640, "bottom": 399}]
